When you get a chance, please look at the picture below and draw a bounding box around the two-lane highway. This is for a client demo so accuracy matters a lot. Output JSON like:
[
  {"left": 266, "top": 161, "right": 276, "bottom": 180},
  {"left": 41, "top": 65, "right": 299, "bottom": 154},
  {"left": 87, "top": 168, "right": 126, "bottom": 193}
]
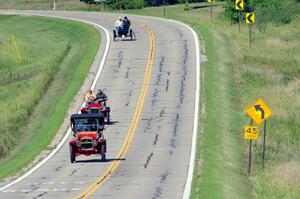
[{"left": 0, "top": 11, "right": 200, "bottom": 199}]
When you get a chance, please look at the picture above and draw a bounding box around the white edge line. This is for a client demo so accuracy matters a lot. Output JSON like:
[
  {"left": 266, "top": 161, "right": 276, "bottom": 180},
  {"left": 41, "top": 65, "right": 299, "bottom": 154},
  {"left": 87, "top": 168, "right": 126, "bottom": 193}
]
[
  {"left": 135, "top": 15, "right": 201, "bottom": 199},
  {"left": 0, "top": 12, "right": 200, "bottom": 198},
  {"left": 177, "top": 21, "right": 200, "bottom": 199},
  {"left": 135, "top": 14, "right": 201, "bottom": 199},
  {"left": 151, "top": 18, "right": 200, "bottom": 199},
  {"left": 0, "top": 14, "right": 111, "bottom": 192}
]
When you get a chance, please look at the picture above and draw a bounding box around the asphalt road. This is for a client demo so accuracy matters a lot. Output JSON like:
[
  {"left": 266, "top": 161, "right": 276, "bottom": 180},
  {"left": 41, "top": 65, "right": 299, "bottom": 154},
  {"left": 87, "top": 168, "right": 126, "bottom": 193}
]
[{"left": 0, "top": 11, "right": 198, "bottom": 199}]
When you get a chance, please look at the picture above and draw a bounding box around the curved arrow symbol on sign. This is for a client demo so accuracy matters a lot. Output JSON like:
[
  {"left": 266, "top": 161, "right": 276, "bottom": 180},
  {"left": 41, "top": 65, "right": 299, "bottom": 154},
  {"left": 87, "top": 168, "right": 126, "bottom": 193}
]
[{"left": 255, "top": 105, "right": 265, "bottom": 119}]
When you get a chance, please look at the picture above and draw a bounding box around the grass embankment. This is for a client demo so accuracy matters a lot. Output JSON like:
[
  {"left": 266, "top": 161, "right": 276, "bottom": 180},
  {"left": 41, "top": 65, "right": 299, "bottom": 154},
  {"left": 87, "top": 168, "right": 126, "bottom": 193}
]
[
  {"left": 0, "top": 0, "right": 103, "bottom": 11},
  {"left": 118, "top": 3, "right": 300, "bottom": 199},
  {"left": 0, "top": 15, "right": 99, "bottom": 180}
]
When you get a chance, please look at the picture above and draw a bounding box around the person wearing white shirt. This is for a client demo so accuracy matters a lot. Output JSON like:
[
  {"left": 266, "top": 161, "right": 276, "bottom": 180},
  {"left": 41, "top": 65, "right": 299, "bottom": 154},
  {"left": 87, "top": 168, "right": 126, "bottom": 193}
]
[{"left": 115, "top": 17, "right": 123, "bottom": 32}]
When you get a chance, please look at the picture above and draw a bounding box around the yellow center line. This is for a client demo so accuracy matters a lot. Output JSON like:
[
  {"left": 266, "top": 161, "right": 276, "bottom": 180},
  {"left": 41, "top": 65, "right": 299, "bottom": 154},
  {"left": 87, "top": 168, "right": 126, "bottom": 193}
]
[{"left": 75, "top": 24, "right": 155, "bottom": 199}]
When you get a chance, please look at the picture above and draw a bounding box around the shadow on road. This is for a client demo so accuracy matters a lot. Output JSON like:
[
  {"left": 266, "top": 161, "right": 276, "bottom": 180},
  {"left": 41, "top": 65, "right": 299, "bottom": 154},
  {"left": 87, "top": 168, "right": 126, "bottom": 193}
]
[
  {"left": 114, "top": 38, "right": 137, "bottom": 42},
  {"left": 107, "top": 120, "right": 119, "bottom": 125},
  {"left": 76, "top": 158, "right": 125, "bottom": 163}
]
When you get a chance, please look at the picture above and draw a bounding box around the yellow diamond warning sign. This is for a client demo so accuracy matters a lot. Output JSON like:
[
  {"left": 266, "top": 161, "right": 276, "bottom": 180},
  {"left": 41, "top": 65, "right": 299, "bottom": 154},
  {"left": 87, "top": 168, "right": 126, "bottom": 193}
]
[{"left": 246, "top": 99, "right": 272, "bottom": 126}]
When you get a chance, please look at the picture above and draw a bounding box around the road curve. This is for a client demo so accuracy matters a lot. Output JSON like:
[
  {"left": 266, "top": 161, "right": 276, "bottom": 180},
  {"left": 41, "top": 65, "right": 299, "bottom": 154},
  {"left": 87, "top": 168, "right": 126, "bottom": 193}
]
[{"left": 0, "top": 11, "right": 199, "bottom": 199}]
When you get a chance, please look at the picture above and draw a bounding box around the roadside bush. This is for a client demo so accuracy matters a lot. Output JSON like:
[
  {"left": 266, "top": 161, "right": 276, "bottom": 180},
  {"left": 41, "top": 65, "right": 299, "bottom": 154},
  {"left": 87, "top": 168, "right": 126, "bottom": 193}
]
[
  {"left": 183, "top": 0, "right": 191, "bottom": 11},
  {"left": 144, "top": 0, "right": 206, "bottom": 7},
  {"left": 223, "top": 0, "right": 253, "bottom": 23},
  {"left": 255, "top": 0, "right": 299, "bottom": 29},
  {"left": 223, "top": 0, "right": 239, "bottom": 23},
  {"left": 81, "top": 0, "right": 144, "bottom": 9},
  {"left": 223, "top": 0, "right": 299, "bottom": 28}
]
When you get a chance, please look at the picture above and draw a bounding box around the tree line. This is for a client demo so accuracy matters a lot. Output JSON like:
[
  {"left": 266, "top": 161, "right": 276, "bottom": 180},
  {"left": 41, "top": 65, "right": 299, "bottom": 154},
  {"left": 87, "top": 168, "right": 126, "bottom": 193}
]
[
  {"left": 80, "top": 0, "right": 208, "bottom": 9},
  {"left": 80, "top": 0, "right": 300, "bottom": 28}
]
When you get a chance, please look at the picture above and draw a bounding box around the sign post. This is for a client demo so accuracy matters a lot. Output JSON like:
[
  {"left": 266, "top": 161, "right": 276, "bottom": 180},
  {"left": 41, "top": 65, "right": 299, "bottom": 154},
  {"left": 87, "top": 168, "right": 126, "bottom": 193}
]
[
  {"left": 208, "top": 0, "right": 215, "bottom": 25},
  {"left": 262, "top": 120, "right": 267, "bottom": 169},
  {"left": 163, "top": 0, "right": 166, "bottom": 16},
  {"left": 210, "top": 1, "right": 212, "bottom": 25},
  {"left": 235, "top": 0, "right": 244, "bottom": 33},
  {"left": 244, "top": 123, "right": 258, "bottom": 174},
  {"left": 245, "top": 99, "right": 272, "bottom": 173},
  {"left": 10, "top": 34, "right": 23, "bottom": 64},
  {"left": 246, "top": 12, "right": 255, "bottom": 48},
  {"left": 248, "top": 139, "right": 252, "bottom": 174}
]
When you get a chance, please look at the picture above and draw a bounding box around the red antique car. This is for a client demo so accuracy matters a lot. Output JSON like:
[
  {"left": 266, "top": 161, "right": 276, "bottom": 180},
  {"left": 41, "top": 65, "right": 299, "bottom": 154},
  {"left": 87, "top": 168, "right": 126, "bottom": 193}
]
[
  {"left": 69, "top": 113, "right": 107, "bottom": 163},
  {"left": 81, "top": 100, "right": 111, "bottom": 124}
]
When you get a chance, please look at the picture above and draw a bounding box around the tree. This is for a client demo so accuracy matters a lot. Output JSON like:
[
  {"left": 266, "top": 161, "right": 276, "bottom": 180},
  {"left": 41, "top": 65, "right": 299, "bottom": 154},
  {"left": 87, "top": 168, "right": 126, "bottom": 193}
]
[
  {"left": 81, "top": 0, "right": 144, "bottom": 9},
  {"left": 223, "top": 0, "right": 299, "bottom": 27}
]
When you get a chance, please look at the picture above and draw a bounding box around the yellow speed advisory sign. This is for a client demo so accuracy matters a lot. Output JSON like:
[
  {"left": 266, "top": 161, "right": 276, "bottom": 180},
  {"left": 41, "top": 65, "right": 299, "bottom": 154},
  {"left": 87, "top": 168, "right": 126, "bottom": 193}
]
[
  {"left": 208, "top": 0, "right": 215, "bottom": 2},
  {"left": 246, "top": 99, "right": 272, "bottom": 125},
  {"left": 244, "top": 126, "right": 259, "bottom": 140}
]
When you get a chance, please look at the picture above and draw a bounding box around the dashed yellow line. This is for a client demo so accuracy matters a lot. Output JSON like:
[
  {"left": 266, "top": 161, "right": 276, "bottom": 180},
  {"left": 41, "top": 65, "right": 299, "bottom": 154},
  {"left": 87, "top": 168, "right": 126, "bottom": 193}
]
[{"left": 75, "top": 24, "right": 155, "bottom": 199}]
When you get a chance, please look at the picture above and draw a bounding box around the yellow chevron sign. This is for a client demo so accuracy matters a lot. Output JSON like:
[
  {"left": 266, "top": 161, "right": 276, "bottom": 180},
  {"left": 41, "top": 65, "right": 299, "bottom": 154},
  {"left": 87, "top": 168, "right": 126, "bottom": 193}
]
[
  {"left": 235, "top": 0, "right": 244, "bottom": 10},
  {"left": 246, "top": 13, "right": 255, "bottom": 24}
]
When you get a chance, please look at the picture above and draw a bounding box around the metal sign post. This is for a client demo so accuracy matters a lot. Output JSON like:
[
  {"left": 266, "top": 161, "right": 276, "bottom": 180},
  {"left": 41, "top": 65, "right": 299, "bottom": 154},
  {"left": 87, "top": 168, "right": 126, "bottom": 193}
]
[
  {"left": 208, "top": 0, "right": 215, "bottom": 26},
  {"left": 248, "top": 139, "right": 252, "bottom": 174},
  {"left": 235, "top": 0, "right": 244, "bottom": 33},
  {"left": 246, "top": 120, "right": 254, "bottom": 174},
  {"left": 249, "top": 24, "right": 252, "bottom": 48},
  {"left": 163, "top": 0, "right": 166, "bottom": 16},
  {"left": 210, "top": 2, "right": 212, "bottom": 25},
  {"left": 244, "top": 124, "right": 259, "bottom": 174},
  {"left": 262, "top": 120, "right": 267, "bottom": 169},
  {"left": 246, "top": 13, "right": 255, "bottom": 48},
  {"left": 245, "top": 99, "right": 272, "bottom": 173},
  {"left": 248, "top": 119, "right": 253, "bottom": 175},
  {"left": 238, "top": 11, "right": 241, "bottom": 33}
]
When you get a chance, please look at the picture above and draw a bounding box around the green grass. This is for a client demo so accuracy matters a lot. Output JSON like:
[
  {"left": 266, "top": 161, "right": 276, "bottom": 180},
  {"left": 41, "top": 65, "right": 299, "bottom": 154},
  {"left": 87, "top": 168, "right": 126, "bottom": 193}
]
[
  {"left": 191, "top": 24, "right": 250, "bottom": 199},
  {"left": 1, "top": 2, "right": 299, "bottom": 198},
  {"left": 0, "top": 0, "right": 103, "bottom": 11},
  {"left": 115, "top": 3, "right": 300, "bottom": 199},
  {"left": 0, "top": 15, "right": 99, "bottom": 179}
]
